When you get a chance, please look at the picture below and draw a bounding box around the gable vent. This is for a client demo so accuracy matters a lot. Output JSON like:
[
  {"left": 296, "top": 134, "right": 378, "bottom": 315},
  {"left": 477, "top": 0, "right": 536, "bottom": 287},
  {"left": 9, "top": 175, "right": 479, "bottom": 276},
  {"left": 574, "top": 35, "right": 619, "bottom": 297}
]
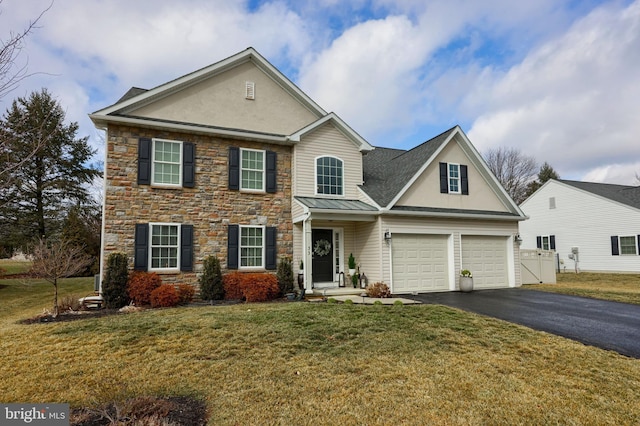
[{"left": 245, "top": 81, "right": 255, "bottom": 100}]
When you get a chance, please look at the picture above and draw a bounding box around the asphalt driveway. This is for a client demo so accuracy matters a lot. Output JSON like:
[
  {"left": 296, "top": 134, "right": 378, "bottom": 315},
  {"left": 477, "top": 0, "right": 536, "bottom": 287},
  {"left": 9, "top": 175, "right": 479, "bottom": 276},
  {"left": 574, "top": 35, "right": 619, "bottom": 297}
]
[{"left": 407, "top": 288, "right": 640, "bottom": 359}]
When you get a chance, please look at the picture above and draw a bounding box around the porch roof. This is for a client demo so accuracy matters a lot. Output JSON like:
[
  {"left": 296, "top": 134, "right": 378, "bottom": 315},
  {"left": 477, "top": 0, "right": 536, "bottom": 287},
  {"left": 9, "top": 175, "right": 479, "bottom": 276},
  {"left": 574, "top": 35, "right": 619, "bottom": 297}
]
[{"left": 294, "top": 196, "right": 379, "bottom": 212}]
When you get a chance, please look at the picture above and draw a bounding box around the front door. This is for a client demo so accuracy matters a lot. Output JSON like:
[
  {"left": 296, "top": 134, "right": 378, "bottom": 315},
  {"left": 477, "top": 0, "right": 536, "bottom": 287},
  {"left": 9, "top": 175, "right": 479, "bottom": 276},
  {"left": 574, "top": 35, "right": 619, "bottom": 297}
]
[{"left": 312, "top": 229, "right": 334, "bottom": 283}]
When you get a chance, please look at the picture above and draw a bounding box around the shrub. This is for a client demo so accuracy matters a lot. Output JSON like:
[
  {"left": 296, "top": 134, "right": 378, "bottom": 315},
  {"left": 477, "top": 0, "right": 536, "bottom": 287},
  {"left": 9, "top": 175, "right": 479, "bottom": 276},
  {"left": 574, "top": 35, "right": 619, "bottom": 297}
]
[
  {"left": 102, "top": 252, "right": 129, "bottom": 309},
  {"left": 59, "top": 295, "right": 81, "bottom": 312},
  {"left": 394, "top": 300, "right": 403, "bottom": 306},
  {"left": 128, "top": 271, "right": 162, "bottom": 305},
  {"left": 199, "top": 255, "right": 224, "bottom": 301},
  {"left": 223, "top": 272, "right": 280, "bottom": 303},
  {"left": 176, "top": 284, "right": 195, "bottom": 305},
  {"left": 276, "top": 257, "right": 294, "bottom": 295},
  {"left": 344, "top": 299, "right": 353, "bottom": 305},
  {"left": 366, "top": 282, "right": 391, "bottom": 298},
  {"left": 150, "top": 284, "right": 180, "bottom": 308},
  {"left": 373, "top": 300, "right": 383, "bottom": 306},
  {"left": 327, "top": 298, "right": 337, "bottom": 304}
]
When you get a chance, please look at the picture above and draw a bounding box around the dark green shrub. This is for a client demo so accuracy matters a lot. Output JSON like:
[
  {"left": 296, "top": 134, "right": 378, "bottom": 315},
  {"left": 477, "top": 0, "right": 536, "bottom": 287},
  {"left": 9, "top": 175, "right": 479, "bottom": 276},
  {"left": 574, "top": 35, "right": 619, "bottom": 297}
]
[
  {"left": 276, "top": 257, "right": 294, "bottom": 295},
  {"left": 150, "top": 284, "right": 179, "bottom": 308},
  {"left": 128, "top": 271, "right": 162, "bottom": 305},
  {"left": 102, "top": 252, "right": 129, "bottom": 309},
  {"left": 199, "top": 255, "right": 224, "bottom": 301}
]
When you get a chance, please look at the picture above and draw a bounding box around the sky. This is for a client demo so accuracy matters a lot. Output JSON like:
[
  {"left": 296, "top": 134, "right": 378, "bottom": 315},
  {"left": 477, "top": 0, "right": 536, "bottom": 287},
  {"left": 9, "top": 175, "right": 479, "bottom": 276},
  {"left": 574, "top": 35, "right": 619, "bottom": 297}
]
[{"left": 1, "top": 0, "right": 639, "bottom": 184}]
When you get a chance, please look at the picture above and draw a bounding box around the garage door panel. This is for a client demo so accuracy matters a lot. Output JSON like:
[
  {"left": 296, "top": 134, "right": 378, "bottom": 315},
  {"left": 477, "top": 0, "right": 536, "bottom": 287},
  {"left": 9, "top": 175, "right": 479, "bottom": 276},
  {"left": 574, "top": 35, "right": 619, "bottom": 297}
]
[
  {"left": 461, "top": 236, "right": 508, "bottom": 289},
  {"left": 393, "top": 234, "right": 449, "bottom": 293}
]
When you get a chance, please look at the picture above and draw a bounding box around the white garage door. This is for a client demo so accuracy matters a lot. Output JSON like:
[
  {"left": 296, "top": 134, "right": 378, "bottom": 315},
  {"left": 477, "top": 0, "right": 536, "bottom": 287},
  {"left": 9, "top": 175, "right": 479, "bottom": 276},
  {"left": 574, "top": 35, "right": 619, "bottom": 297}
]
[
  {"left": 461, "top": 235, "right": 508, "bottom": 289},
  {"left": 392, "top": 234, "right": 449, "bottom": 293}
]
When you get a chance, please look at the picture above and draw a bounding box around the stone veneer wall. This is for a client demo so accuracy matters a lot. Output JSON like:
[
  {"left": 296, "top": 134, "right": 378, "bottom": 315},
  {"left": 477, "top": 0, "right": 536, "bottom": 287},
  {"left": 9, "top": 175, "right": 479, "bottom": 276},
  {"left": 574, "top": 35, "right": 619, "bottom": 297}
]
[{"left": 102, "top": 124, "right": 293, "bottom": 288}]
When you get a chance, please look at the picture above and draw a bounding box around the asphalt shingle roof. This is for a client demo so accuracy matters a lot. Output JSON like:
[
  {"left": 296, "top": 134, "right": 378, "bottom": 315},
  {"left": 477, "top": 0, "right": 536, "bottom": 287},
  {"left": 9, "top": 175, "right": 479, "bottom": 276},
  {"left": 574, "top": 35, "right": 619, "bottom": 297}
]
[
  {"left": 361, "top": 127, "right": 456, "bottom": 207},
  {"left": 559, "top": 179, "right": 640, "bottom": 210}
]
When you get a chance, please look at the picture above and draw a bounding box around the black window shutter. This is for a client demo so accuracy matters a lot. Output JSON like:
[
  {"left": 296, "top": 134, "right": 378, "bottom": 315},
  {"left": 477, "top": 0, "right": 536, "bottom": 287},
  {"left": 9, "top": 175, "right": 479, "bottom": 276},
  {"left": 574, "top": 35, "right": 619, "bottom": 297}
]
[
  {"left": 229, "top": 147, "right": 240, "bottom": 190},
  {"left": 183, "top": 142, "right": 195, "bottom": 188},
  {"left": 638, "top": 235, "right": 640, "bottom": 255},
  {"left": 611, "top": 236, "right": 619, "bottom": 256},
  {"left": 439, "top": 162, "right": 448, "bottom": 193},
  {"left": 461, "top": 165, "right": 469, "bottom": 195},
  {"left": 134, "top": 224, "right": 149, "bottom": 270},
  {"left": 265, "top": 226, "right": 277, "bottom": 270},
  {"left": 550, "top": 235, "right": 556, "bottom": 250},
  {"left": 138, "top": 138, "right": 152, "bottom": 185},
  {"left": 180, "top": 225, "right": 194, "bottom": 271},
  {"left": 228, "top": 225, "right": 239, "bottom": 269},
  {"left": 266, "top": 150, "right": 277, "bottom": 193},
  {"left": 536, "top": 236, "right": 542, "bottom": 249}
]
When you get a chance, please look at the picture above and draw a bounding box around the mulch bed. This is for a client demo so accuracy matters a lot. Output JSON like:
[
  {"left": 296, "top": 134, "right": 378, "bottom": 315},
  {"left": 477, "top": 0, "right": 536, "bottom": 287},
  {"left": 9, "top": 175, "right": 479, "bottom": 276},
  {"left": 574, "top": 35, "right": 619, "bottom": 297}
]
[
  {"left": 70, "top": 396, "right": 208, "bottom": 426},
  {"left": 19, "top": 309, "right": 123, "bottom": 324}
]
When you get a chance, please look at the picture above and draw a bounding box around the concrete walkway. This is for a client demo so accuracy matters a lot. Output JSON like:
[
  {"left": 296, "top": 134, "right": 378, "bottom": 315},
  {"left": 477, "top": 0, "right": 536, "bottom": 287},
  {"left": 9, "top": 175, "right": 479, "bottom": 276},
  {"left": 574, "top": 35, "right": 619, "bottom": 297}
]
[{"left": 330, "top": 295, "right": 421, "bottom": 305}]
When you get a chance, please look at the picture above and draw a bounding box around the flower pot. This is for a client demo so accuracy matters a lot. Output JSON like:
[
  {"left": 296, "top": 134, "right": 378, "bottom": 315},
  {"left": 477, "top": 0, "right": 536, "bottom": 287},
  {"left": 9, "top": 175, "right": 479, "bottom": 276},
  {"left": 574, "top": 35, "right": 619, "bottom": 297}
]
[
  {"left": 348, "top": 268, "right": 356, "bottom": 276},
  {"left": 460, "top": 276, "right": 473, "bottom": 293},
  {"left": 286, "top": 293, "right": 296, "bottom": 301}
]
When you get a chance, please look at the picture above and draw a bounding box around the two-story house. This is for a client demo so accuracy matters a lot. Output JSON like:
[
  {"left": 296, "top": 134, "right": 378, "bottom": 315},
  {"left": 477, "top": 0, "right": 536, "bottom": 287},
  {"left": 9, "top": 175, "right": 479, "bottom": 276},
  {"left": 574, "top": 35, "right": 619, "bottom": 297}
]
[{"left": 90, "top": 48, "right": 526, "bottom": 294}]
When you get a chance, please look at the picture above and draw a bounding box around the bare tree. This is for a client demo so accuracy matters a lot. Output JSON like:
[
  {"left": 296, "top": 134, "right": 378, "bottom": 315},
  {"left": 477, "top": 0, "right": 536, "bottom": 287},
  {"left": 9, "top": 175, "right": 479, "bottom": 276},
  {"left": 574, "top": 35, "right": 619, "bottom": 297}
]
[
  {"left": 484, "top": 147, "right": 538, "bottom": 204},
  {"left": 30, "top": 238, "right": 93, "bottom": 317}
]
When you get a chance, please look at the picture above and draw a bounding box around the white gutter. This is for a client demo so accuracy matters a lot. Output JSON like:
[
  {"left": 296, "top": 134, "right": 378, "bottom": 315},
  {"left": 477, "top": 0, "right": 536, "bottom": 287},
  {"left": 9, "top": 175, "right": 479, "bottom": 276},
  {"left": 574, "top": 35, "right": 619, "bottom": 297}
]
[{"left": 381, "top": 208, "right": 528, "bottom": 221}]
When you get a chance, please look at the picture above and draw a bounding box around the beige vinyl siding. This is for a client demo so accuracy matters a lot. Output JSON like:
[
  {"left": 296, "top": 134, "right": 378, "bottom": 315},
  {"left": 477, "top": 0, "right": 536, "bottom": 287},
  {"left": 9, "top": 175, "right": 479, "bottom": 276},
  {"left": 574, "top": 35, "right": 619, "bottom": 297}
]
[
  {"left": 397, "top": 140, "right": 510, "bottom": 212},
  {"left": 293, "top": 123, "right": 363, "bottom": 199},
  {"left": 131, "top": 61, "right": 318, "bottom": 136},
  {"left": 355, "top": 220, "right": 382, "bottom": 284}
]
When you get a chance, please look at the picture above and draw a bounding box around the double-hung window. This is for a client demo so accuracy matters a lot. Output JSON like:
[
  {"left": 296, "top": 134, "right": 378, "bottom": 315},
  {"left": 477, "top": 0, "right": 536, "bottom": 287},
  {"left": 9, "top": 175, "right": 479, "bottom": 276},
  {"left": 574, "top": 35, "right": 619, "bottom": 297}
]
[
  {"left": 240, "top": 226, "right": 264, "bottom": 268},
  {"left": 152, "top": 139, "right": 182, "bottom": 186},
  {"left": 150, "top": 223, "right": 180, "bottom": 271},
  {"left": 619, "top": 236, "right": 638, "bottom": 255},
  {"left": 241, "top": 148, "right": 265, "bottom": 191},
  {"left": 448, "top": 163, "right": 460, "bottom": 194},
  {"left": 316, "top": 156, "right": 343, "bottom": 196}
]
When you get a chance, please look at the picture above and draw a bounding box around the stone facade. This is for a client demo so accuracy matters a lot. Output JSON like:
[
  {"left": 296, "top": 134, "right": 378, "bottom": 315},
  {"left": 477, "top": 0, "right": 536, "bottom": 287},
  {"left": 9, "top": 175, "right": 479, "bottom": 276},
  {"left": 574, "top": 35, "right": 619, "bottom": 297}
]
[{"left": 102, "top": 124, "right": 293, "bottom": 287}]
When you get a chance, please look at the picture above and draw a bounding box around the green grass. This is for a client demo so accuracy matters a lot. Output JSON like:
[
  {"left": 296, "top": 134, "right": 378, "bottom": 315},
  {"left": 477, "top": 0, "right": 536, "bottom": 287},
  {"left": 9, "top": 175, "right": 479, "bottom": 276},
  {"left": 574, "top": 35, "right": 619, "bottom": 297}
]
[
  {"left": 1, "top": 277, "right": 640, "bottom": 424},
  {"left": 0, "top": 259, "right": 32, "bottom": 275},
  {"left": 526, "top": 272, "right": 640, "bottom": 305}
]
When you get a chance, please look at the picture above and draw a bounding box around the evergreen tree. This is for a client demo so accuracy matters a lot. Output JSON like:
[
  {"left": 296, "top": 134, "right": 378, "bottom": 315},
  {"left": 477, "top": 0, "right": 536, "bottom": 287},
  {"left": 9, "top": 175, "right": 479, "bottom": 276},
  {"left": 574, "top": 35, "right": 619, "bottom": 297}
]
[
  {"left": 525, "top": 162, "right": 560, "bottom": 199},
  {"left": 199, "top": 255, "right": 224, "bottom": 301},
  {"left": 102, "top": 252, "right": 130, "bottom": 309},
  {"left": 0, "top": 89, "right": 99, "bottom": 250}
]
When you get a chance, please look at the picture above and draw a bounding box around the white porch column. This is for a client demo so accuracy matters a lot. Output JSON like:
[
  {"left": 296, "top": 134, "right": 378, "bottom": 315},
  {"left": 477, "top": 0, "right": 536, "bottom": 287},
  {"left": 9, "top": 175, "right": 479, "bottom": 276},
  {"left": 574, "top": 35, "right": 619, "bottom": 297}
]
[{"left": 303, "top": 218, "right": 313, "bottom": 290}]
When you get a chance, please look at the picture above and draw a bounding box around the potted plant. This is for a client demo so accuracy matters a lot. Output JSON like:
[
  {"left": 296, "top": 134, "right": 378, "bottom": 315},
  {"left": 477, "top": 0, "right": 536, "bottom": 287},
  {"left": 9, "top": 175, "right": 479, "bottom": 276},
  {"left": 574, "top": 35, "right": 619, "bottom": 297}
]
[
  {"left": 297, "top": 260, "right": 304, "bottom": 289},
  {"left": 459, "top": 269, "right": 473, "bottom": 292},
  {"left": 348, "top": 253, "right": 356, "bottom": 275}
]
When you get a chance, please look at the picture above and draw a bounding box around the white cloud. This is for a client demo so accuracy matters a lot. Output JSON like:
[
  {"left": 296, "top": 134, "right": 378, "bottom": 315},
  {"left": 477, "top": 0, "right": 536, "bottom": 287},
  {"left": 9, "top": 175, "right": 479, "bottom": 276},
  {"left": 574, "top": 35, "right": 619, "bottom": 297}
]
[{"left": 467, "top": 0, "right": 640, "bottom": 184}]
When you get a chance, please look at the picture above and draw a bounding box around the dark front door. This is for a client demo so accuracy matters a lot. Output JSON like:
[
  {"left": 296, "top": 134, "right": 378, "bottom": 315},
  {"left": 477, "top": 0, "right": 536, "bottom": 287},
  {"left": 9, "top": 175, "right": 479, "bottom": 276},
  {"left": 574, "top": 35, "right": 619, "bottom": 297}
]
[{"left": 312, "top": 229, "right": 334, "bottom": 283}]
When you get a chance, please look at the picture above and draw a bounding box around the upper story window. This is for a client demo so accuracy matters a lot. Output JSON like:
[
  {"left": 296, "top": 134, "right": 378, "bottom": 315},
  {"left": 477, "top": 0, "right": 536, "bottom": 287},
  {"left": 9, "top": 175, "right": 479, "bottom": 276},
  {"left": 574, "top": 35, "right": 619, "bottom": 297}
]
[
  {"left": 316, "top": 156, "right": 343, "bottom": 196},
  {"left": 448, "top": 163, "right": 460, "bottom": 194},
  {"left": 439, "top": 162, "right": 468, "bottom": 195},
  {"left": 241, "top": 148, "right": 265, "bottom": 191},
  {"left": 152, "top": 139, "right": 182, "bottom": 186}
]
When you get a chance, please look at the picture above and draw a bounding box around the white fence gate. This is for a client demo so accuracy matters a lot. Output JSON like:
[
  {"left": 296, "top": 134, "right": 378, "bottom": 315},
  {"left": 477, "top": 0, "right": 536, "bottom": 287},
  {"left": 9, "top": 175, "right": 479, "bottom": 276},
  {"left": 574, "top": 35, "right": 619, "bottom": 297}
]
[{"left": 520, "top": 249, "right": 557, "bottom": 284}]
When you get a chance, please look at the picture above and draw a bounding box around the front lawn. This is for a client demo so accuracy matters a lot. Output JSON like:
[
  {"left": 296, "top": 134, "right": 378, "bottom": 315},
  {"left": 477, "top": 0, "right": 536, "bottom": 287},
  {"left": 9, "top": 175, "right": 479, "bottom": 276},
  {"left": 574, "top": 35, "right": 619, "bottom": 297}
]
[
  {"left": 526, "top": 272, "right": 640, "bottom": 305},
  {"left": 1, "top": 278, "right": 639, "bottom": 424}
]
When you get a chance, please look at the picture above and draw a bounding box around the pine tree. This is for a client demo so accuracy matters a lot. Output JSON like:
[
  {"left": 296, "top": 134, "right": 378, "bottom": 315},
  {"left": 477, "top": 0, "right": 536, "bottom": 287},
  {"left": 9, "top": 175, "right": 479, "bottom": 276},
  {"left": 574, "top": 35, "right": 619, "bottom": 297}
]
[
  {"left": 199, "top": 256, "right": 224, "bottom": 301},
  {"left": 0, "top": 89, "right": 99, "bottom": 250},
  {"left": 525, "top": 162, "right": 560, "bottom": 199}
]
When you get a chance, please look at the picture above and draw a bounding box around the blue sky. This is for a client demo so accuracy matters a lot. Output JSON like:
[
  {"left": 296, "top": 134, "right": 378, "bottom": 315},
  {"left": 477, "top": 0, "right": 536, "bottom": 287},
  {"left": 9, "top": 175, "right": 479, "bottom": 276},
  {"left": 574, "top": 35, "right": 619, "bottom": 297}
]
[{"left": 2, "top": 0, "right": 639, "bottom": 184}]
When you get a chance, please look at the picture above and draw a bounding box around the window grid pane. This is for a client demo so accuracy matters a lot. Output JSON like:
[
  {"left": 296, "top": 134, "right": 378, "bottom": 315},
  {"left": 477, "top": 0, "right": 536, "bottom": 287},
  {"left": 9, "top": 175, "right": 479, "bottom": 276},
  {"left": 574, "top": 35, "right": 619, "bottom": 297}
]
[
  {"left": 240, "top": 227, "right": 263, "bottom": 267},
  {"left": 153, "top": 140, "right": 181, "bottom": 185},
  {"left": 620, "top": 236, "right": 637, "bottom": 255},
  {"left": 150, "top": 225, "right": 179, "bottom": 269},
  {"left": 317, "top": 157, "right": 343, "bottom": 195},
  {"left": 241, "top": 150, "right": 264, "bottom": 190}
]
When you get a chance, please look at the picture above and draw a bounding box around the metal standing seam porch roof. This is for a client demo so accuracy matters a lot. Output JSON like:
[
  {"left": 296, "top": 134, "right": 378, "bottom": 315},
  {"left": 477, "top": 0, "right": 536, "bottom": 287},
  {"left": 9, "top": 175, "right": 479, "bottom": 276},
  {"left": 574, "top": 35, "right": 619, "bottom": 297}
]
[{"left": 294, "top": 196, "right": 379, "bottom": 212}]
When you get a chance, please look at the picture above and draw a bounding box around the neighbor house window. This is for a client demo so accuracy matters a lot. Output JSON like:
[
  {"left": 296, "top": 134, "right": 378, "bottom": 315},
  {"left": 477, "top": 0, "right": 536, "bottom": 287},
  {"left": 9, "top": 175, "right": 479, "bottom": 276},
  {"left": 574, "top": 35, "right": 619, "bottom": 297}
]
[
  {"left": 316, "top": 156, "right": 343, "bottom": 195},
  {"left": 241, "top": 148, "right": 265, "bottom": 191},
  {"left": 448, "top": 163, "right": 460, "bottom": 193},
  {"left": 150, "top": 223, "right": 180, "bottom": 271},
  {"left": 541, "top": 236, "right": 550, "bottom": 250},
  {"left": 152, "top": 139, "right": 182, "bottom": 186},
  {"left": 240, "top": 226, "right": 264, "bottom": 268},
  {"left": 619, "top": 236, "right": 638, "bottom": 255}
]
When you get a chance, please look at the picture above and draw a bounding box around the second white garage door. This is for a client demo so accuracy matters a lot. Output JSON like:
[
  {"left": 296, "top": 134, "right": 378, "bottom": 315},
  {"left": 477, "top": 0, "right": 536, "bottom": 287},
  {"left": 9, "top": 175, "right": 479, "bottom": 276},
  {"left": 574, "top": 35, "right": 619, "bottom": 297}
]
[
  {"left": 461, "top": 235, "right": 508, "bottom": 289},
  {"left": 392, "top": 234, "right": 449, "bottom": 293}
]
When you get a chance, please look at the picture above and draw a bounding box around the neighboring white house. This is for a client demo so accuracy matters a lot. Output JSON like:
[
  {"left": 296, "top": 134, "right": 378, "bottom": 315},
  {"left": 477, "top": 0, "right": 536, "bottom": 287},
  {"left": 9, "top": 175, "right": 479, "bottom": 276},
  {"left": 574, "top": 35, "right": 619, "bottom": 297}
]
[{"left": 519, "top": 179, "right": 640, "bottom": 273}]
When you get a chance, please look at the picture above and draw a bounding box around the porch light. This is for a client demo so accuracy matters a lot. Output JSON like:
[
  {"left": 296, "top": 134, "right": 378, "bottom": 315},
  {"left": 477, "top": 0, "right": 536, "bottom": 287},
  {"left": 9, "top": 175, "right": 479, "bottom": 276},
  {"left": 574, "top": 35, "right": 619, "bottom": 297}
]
[
  {"left": 384, "top": 230, "right": 392, "bottom": 241},
  {"left": 514, "top": 234, "right": 523, "bottom": 245}
]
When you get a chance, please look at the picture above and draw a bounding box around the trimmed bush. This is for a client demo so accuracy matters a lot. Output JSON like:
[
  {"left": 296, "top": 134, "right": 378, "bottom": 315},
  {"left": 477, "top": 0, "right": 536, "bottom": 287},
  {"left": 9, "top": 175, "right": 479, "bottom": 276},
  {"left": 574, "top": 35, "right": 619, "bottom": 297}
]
[
  {"left": 176, "top": 284, "right": 195, "bottom": 305},
  {"left": 327, "top": 298, "right": 337, "bottom": 304},
  {"left": 373, "top": 300, "right": 383, "bottom": 306},
  {"left": 276, "top": 257, "right": 294, "bottom": 295},
  {"left": 150, "top": 284, "right": 180, "bottom": 308},
  {"left": 128, "top": 271, "right": 162, "bottom": 305},
  {"left": 199, "top": 255, "right": 224, "bottom": 301},
  {"left": 366, "top": 282, "right": 391, "bottom": 298},
  {"left": 223, "top": 272, "right": 279, "bottom": 303},
  {"left": 102, "top": 252, "right": 129, "bottom": 309},
  {"left": 344, "top": 299, "right": 354, "bottom": 305},
  {"left": 394, "top": 300, "right": 404, "bottom": 306}
]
